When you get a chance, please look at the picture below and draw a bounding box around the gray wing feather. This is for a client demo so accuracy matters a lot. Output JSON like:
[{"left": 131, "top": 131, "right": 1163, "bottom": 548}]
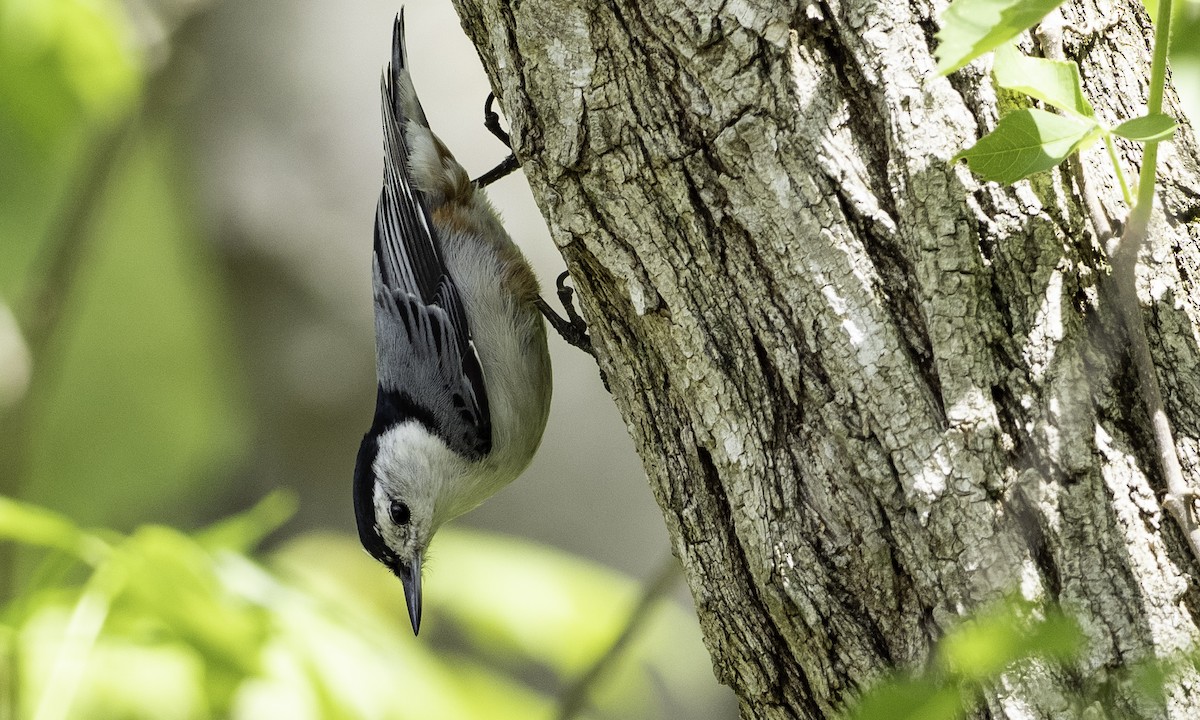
[{"left": 371, "top": 12, "right": 491, "bottom": 458}]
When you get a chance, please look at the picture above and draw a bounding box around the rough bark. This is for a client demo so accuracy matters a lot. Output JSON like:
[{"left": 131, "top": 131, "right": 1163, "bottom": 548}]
[{"left": 450, "top": 0, "right": 1200, "bottom": 716}]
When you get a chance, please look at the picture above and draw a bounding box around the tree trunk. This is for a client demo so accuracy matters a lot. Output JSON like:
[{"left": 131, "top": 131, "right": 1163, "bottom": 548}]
[{"left": 451, "top": 0, "right": 1200, "bottom": 716}]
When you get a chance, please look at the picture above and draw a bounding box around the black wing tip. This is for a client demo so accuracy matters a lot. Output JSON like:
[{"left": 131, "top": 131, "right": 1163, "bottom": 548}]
[
  {"left": 382, "top": 9, "right": 408, "bottom": 128},
  {"left": 392, "top": 9, "right": 407, "bottom": 73}
]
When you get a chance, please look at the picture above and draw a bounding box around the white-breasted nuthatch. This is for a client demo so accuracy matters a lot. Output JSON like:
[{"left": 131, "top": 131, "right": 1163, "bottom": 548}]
[{"left": 354, "top": 10, "right": 552, "bottom": 635}]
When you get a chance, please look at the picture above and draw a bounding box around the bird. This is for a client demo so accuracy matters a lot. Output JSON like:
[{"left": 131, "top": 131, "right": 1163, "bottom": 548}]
[{"left": 353, "top": 9, "right": 553, "bottom": 636}]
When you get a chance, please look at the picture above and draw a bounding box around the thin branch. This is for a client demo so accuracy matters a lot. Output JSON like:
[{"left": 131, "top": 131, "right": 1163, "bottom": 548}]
[
  {"left": 1108, "top": 228, "right": 1200, "bottom": 561},
  {"left": 555, "top": 552, "right": 682, "bottom": 720},
  {"left": 1042, "top": 5, "right": 1199, "bottom": 562},
  {"left": 1060, "top": 157, "right": 1198, "bottom": 563},
  {"left": 1102, "top": 135, "right": 1133, "bottom": 209},
  {"left": 1105, "top": 0, "right": 1200, "bottom": 563}
]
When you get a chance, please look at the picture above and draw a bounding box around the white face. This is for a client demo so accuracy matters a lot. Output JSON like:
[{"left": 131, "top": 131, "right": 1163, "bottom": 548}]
[
  {"left": 371, "top": 422, "right": 467, "bottom": 564},
  {"left": 371, "top": 480, "right": 426, "bottom": 567}
]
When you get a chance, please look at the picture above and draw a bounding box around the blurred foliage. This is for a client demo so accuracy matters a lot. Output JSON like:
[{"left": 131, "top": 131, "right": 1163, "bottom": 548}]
[
  {"left": 1135, "top": 0, "right": 1199, "bottom": 121},
  {"left": 0, "top": 0, "right": 141, "bottom": 292},
  {"left": 0, "top": 0, "right": 247, "bottom": 528},
  {"left": 0, "top": 0, "right": 140, "bottom": 148},
  {"left": 1168, "top": 0, "right": 1200, "bottom": 123},
  {"left": 2, "top": 494, "right": 718, "bottom": 720},
  {"left": 21, "top": 131, "right": 250, "bottom": 529},
  {"left": 843, "top": 598, "right": 1192, "bottom": 720}
]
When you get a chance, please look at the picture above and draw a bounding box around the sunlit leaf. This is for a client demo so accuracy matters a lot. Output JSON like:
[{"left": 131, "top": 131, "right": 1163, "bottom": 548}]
[
  {"left": 936, "top": 0, "right": 1069, "bottom": 74},
  {"left": 198, "top": 491, "right": 298, "bottom": 553},
  {"left": 56, "top": 631, "right": 211, "bottom": 719},
  {"left": 0, "top": 0, "right": 142, "bottom": 148},
  {"left": 1024, "top": 612, "right": 1086, "bottom": 659},
  {"left": 110, "top": 527, "right": 269, "bottom": 686},
  {"left": 940, "top": 612, "right": 1017, "bottom": 680},
  {"left": 18, "top": 587, "right": 209, "bottom": 718},
  {"left": 0, "top": 495, "right": 108, "bottom": 563},
  {"left": 992, "top": 44, "right": 1094, "bottom": 117},
  {"left": 428, "top": 530, "right": 640, "bottom": 674},
  {"left": 1129, "top": 656, "right": 1172, "bottom": 704},
  {"left": 848, "top": 677, "right": 966, "bottom": 720},
  {"left": 272, "top": 531, "right": 729, "bottom": 719},
  {"left": 259, "top": 536, "right": 554, "bottom": 720},
  {"left": 954, "top": 108, "right": 1099, "bottom": 183},
  {"left": 939, "top": 606, "right": 1083, "bottom": 680},
  {"left": 276, "top": 530, "right": 636, "bottom": 673},
  {"left": 11, "top": 510, "right": 724, "bottom": 720},
  {"left": 590, "top": 582, "right": 725, "bottom": 718},
  {"left": 1112, "top": 114, "right": 1178, "bottom": 141},
  {"left": 422, "top": 532, "right": 717, "bottom": 718}
]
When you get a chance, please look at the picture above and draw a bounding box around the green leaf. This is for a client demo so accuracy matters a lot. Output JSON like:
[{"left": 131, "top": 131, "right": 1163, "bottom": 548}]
[
  {"left": 272, "top": 530, "right": 730, "bottom": 719},
  {"left": 0, "top": 495, "right": 109, "bottom": 563},
  {"left": 992, "top": 44, "right": 1094, "bottom": 117},
  {"left": 1129, "top": 656, "right": 1173, "bottom": 703},
  {"left": 0, "top": 0, "right": 142, "bottom": 149},
  {"left": 76, "top": 639, "right": 210, "bottom": 718},
  {"left": 954, "top": 108, "right": 1099, "bottom": 183},
  {"left": 939, "top": 606, "right": 1083, "bottom": 681},
  {"left": 1112, "top": 114, "right": 1178, "bottom": 141},
  {"left": 936, "top": 0, "right": 1069, "bottom": 75},
  {"left": 196, "top": 491, "right": 297, "bottom": 553},
  {"left": 239, "top": 565, "right": 553, "bottom": 720},
  {"left": 1023, "top": 611, "right": 1086, "bottom": 659},
  {"left": 19, "top": 612, "right": 211, "bottom": 720},
  {"left": 940, "top": 615, "right": 1023, "bottom": 680},
  {"left": 277, "top": 530, "right": 639, "bottom": 674},
  {"left": 848, "top": 677, "right": 966, "bottom": 720},
  {"left": 427, "top": 530, "right": 641, "bottom": 674},
  {"left": 111, "top": 526, "right": 269, "bottom": 683}
]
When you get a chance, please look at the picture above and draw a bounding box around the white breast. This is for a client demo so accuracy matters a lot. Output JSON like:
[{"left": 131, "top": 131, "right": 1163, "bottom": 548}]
[{"left": 438, "top": 225, "right": 552, "bottom": 520}]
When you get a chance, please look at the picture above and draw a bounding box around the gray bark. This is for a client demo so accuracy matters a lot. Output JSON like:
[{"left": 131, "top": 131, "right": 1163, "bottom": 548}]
[{"left": 451, "top": 0, "right": 1200, "bottom": 716}]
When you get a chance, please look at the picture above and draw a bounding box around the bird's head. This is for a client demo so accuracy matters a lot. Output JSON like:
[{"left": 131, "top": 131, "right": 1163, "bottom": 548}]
[{"left": 354, "top": 419, "right": 466, "bottom": 635}]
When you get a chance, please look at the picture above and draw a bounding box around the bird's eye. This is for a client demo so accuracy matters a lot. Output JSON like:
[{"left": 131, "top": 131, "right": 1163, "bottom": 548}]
[{"left": 389, "top": 500, "right": 411, "bottom": 526}]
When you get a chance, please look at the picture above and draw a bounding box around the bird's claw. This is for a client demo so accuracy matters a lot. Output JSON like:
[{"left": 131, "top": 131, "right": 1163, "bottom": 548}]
[
  {"left": 536, "top": 271, "right": 593, "bottom": 356},
  {"left": 483, "top": 92, "right": 511, "bottom": 148},
  {"left": 556, "top": 272, "right": 590, "bottom": 334},
  {"left": 474, "top": 93, "right": 520, "bottom": 188}
]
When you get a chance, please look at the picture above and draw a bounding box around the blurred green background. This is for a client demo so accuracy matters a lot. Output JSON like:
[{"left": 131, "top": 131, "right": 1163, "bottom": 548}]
[
  {"left": 0, "top": 0, "right": 734, "bottom": 717},
  {"left": 0, "top": 0, "right": 1196, "bottom": 718}
]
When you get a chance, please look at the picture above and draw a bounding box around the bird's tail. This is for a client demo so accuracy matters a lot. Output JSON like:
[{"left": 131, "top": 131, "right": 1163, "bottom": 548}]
[
  {"left": 386, "top": 9, "right": 429, "bottom": 131},
  {"left": 381, "top": 8, "right": 474, "bottom": 207}
]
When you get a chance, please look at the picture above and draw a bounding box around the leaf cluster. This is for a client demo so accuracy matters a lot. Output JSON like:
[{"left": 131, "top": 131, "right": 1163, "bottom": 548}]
[
  {"left": 936, "top": 0, "right": 1176, "bottom": 188},
  {"left": 1, "top": 496, "right": 717, "bottom": 720}
]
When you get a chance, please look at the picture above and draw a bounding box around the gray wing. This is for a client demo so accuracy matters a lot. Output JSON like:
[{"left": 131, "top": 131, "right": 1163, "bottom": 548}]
[{"left": 371, "top": 13, "right": 491, "bottom": 459}]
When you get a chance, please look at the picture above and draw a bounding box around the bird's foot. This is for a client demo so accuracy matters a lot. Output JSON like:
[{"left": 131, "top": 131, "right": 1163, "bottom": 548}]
[
  {"left": 535, "top": 272, "right": 593, "bottom": 356},
  {"left": 474, "top": 93, "right": 521, "bottom": 188},
  {"left": 483, "top": 92, "right": 511, "bottom": 148}
]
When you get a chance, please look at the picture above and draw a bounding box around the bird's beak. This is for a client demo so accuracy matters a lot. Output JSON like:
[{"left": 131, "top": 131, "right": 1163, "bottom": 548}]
[{"left": 398, "top": 552, "right": 423, "bottom": 635}]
